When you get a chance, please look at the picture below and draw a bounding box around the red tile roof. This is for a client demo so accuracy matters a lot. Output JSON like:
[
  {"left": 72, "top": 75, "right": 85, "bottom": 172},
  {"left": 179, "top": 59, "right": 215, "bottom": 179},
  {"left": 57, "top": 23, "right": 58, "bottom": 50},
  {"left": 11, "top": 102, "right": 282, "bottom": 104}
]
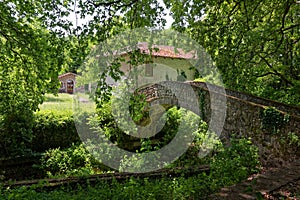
[
  {"left": 136, "top": 42, "right": 197, "bottom": 59},
  {"left": 115, "top": 42, "right": 196, "bottom": 59}
]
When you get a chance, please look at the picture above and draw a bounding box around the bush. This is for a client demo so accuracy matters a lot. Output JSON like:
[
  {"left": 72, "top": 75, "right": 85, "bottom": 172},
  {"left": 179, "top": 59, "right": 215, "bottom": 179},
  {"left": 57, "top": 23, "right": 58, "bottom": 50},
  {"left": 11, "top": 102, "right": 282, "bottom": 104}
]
[
  {"left": 39, "top": 143, "right": 107, "bottom": 177},
  {"left": 0, "top": 111, "right": 34, "bottom": 157},
  {"left": 92, "top": 102, "right": 223, "bottom": 170},
  {"left": 0, "top": 110, "right": 83, "bottom": 157},
  {"left": 210, "top": 137, "right": 261, "bottom": 187},
  {"left": 30, "top": 110, "right": 81, "bottom": 152},
  {"left": 1, "top": 140, "right": 261, "bottom": 200},
  {"left": 0, "top": 110, "right": 86, "bottom": 157},
  {"left": 1, "top": 136, "right": 261, "bottom": 198}
]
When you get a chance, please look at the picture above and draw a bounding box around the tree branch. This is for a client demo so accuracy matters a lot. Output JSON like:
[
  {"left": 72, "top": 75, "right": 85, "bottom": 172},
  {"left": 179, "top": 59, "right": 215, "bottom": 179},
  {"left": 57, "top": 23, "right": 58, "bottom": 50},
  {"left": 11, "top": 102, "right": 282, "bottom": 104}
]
[
  {"left": 229, "top": 2, "right": 240, "bottom": 16},
  {"left": 292, "top": 37, "right": 300, "bottom": 44},
  {"left": 258, "top": 55, "right": 294, "bottom": 86},
  {"left": 243, "top": 1, "right": 251, "bottom": 30},
  {"left": 280, "top": 1, "right": 292, "bottom": 31},
  {"left": 251, "top": 1, "right": 263, "bottom": 15},
  {"left": 255, "top": 72, "right": 277, "bottom": 78},
  {"left": 90, "top": 0, "right": 122, "bottom": 7},
  {"left": 282, "top": 23, "right": 300, "bottom": 32},
  {"left": 0, "top": 30, "right": 19, "bottom": 44},
  {"left": 90, "top": 0, "right": 138, "bottom": 9},
  {"left": 0, "top": 30, "right": 27, "bottom": 66}
]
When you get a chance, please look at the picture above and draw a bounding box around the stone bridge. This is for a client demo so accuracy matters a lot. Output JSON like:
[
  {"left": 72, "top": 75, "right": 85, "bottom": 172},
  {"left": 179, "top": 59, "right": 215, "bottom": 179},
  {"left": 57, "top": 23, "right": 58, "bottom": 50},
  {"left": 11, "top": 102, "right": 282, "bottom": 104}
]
[{"left": 137, "top": 81, "right": 300, "bottom": 166}]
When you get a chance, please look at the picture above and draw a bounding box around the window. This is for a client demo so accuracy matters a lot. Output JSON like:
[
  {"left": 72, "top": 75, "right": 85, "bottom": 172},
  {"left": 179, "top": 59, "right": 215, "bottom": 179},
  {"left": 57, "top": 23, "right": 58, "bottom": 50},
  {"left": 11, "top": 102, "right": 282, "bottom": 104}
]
[
  {"left": 60, "top": 81, "right": 64, "bottom": 88},
  {"left": 145, "top": 62, "right": 153, "bottom": 77}
]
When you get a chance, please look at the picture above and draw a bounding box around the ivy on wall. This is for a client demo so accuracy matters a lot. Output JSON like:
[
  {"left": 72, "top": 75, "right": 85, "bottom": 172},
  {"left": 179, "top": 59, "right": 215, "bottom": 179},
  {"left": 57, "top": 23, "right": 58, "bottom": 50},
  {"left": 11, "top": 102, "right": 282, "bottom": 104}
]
[
  {"left": 260, "top": 107, "right": 290, "bottom": 134},
  {"left": 197, "top": 90, "right": 206, "bottom": 121}
]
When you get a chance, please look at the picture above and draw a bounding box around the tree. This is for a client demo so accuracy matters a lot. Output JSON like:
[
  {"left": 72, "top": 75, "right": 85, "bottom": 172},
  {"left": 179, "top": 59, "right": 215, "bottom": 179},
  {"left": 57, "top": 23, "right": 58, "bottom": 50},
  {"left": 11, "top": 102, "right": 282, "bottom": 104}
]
[
  {"left": 0, "top": 1, "right": 68, "bottom": 155},
  {"left": 168, "top": 0, "right": 300, "bottom": 105},
  {"left": 0, "top": 0, "right": 169, "bottom": 155}
]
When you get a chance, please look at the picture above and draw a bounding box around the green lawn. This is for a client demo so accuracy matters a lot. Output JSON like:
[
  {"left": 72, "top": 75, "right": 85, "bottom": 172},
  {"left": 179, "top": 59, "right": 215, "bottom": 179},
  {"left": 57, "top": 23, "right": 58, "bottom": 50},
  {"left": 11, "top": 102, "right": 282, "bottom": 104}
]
[
  {"left": 39, "top": 93, "right": 96, "bottom": 113},
  {"left": 39, "top": 93, "right": 73, "bottom": 111}
]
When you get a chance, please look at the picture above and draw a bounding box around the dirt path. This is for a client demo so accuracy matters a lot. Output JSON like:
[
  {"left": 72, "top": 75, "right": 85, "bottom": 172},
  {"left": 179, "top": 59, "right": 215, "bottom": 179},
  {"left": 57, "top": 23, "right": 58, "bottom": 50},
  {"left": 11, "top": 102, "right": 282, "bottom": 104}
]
[{"left": 210, "top": 160, "right": 300, "bottom": 199}]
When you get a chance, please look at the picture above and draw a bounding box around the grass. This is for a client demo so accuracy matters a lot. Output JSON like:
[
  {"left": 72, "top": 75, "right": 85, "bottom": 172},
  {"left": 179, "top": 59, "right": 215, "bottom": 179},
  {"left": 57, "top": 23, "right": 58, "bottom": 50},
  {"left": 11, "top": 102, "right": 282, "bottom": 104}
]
[
  {"left": 39, "top": 93, "right": 73, "bottom": 111},
  {"left": 0, "top": 174, "right": 214, "bottom": 200},
  {"left": 39, "top": 93, "right": 96, "bottom": 113}
]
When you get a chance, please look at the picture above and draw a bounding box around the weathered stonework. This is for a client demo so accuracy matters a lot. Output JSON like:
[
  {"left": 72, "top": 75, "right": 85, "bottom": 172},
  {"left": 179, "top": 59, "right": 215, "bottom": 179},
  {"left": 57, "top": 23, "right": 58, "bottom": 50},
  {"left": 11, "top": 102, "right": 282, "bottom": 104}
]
[{"left": 138, "top": 81, "right": 300, "bottom": 167}]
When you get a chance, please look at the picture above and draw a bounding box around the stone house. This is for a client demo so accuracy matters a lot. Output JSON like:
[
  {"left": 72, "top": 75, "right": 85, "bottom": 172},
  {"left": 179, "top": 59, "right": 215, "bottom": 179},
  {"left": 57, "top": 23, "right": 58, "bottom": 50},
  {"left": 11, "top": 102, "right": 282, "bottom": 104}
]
[
  {"left": 75, "top": 42, "right": 199, "bottom": 92},
  {"left": 114, "top": 42, "right": 197, "bottom": 86}
]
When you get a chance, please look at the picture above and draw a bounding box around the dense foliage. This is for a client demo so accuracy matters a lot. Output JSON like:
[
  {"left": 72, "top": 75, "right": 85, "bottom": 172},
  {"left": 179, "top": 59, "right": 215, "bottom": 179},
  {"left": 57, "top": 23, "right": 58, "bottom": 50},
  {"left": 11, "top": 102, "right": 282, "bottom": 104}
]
[
  {"left": 0, "top": 2, "right": 298, "bottom": 198},
  {"left": 168, "top": 0, "right": 300, "bottom": 105},
  {"left": 40, "top": 143, "right": 107, "bottom": 178},
  {"left": 0, "top": 1, "right": 69, "bottom": 156},
  {"left": 210, "top": 137, "right": 260, "bottom": 186},
  {"left": 90, "top": 99, "right": 216, "bottom": 154},
  {"left": 31, "top": 110, "right": 81, "bottom": 152},
  {"left": 1, "top": 0, "right": 299, "bottom": 156},
  {"left": 2, "top": 137, "right": 260, "bottom": 199},
  {"left": 38, "top": 102, "right": 260, "bottom": 180},
  {"left": 0, "top": 110, "right": 81, "bottom": 156}
]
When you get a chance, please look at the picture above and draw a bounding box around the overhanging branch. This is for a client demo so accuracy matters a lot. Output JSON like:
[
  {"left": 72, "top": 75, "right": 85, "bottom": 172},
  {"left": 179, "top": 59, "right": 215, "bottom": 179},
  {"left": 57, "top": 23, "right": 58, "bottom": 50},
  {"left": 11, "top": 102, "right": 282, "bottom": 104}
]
[
  {"left": 255, "top": 72, "right": 277, "bottom": 78},
  {"left": 282, "top": 23, "right": 300, "bottom": 32},
  {"left": 90, "top": 0, "right": 138, "bottom": 9},
  {"left": 258, "top": 55, "right": 294, "bottom": 86}
]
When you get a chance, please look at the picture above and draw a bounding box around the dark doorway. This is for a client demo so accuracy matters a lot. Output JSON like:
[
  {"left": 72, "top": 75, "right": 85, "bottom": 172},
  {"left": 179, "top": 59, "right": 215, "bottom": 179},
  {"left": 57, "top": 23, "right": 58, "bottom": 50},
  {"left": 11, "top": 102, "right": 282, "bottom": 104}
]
[{"left": 67, "top": 79, "right": 74, "bottom": 94}]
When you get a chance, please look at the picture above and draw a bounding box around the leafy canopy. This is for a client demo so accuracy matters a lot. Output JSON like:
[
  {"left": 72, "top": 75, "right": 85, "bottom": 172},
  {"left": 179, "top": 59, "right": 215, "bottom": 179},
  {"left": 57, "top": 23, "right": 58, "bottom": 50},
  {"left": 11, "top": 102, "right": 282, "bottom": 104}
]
[
  {"left": 0, "top": 0, "right": 168, "bottom": 155},
  {"left": 168, "top": 0, "right": 300, "bottom": 105}
]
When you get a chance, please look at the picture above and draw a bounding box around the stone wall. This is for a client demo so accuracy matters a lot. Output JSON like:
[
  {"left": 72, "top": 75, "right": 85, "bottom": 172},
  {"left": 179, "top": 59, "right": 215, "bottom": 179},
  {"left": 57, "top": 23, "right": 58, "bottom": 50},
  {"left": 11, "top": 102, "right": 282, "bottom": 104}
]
[{"left": 138, "top": 81, "right": 300, "bottom": 166}]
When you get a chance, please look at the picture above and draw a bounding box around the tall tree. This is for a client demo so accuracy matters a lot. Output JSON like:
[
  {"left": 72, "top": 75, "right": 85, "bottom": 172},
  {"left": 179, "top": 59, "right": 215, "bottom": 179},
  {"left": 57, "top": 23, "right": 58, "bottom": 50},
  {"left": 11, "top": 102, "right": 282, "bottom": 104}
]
[
  {"left": 168, "top": 0, "right": 300, "bottom": 105},
  {"left": 0, "top": 1, "right": 69, "bottom": 155},
  {"left": 0, "top": 0, "right": 168, "bottom": 155}
]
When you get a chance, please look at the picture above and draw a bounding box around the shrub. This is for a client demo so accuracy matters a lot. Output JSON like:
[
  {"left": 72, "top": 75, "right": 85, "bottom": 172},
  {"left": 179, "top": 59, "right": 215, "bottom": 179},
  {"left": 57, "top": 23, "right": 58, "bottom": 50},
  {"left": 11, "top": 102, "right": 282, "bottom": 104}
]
[
  {"left": 0, "top": 110, "right": 91, "bottom": 157},
  {"left": 1, "top": 137, "right": 261, "bottom": 198},
  {"left": 0, "top": 173, "right": 213, "bottom": 199},
  {"left": 0, "top": 111, "right": 34, "bottom": 157},
  {"left": 210, "top": 137, "right": 261, "bottom": 187},
  {"left": 92, "top": 102, "right": 223, "bottom": 170},
  {"left": 39, "top": 143, "right": 105, "bottom": 177},
  {"left": 30, "top": 110, "right": 81, "bottom": 152}
]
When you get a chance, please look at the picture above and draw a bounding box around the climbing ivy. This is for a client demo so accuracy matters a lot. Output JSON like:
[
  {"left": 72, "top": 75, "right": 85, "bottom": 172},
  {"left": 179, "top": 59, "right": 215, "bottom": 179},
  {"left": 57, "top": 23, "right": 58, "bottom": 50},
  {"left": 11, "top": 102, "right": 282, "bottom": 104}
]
[
  {"left": 197, "top": 90, "right": 206, "bottom": 121},
  {"left": 129, "top": 93, "right": 149, "bottom": 123},
  {"left": 261, "top": 107, "right": 289, "bottom": 134}
]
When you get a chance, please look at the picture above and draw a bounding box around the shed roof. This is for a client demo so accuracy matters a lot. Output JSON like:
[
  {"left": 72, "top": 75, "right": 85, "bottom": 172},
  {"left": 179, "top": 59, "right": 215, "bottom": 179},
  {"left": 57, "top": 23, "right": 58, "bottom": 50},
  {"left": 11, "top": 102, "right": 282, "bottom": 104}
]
[{"left": 58, "top": 72, "right": 77, "bottom": 79}]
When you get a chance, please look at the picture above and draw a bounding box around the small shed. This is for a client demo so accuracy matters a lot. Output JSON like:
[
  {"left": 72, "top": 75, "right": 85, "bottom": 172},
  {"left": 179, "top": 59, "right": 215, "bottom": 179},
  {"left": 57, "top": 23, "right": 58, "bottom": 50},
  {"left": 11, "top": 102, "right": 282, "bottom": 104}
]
[{"left": 58, "top": 72, "right": 77, "bottom": 94}]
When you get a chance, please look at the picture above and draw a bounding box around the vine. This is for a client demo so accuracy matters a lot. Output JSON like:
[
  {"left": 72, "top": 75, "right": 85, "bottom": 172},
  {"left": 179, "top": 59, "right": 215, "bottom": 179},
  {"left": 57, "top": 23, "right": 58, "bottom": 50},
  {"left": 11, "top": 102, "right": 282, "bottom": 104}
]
[
  {"left": 198, "top": 90, "right": 206, "bottom": 121},
  {"left": 260, "top": 107, "right": 289, "bottom": 134}
]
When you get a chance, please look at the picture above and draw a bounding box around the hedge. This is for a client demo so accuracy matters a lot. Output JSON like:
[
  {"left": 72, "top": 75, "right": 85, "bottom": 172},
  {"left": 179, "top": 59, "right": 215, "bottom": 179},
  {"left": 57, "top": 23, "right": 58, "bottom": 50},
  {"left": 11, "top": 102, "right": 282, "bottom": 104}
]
[{"left": 30, "top": 110, "right": 82, "bottom": 152}]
